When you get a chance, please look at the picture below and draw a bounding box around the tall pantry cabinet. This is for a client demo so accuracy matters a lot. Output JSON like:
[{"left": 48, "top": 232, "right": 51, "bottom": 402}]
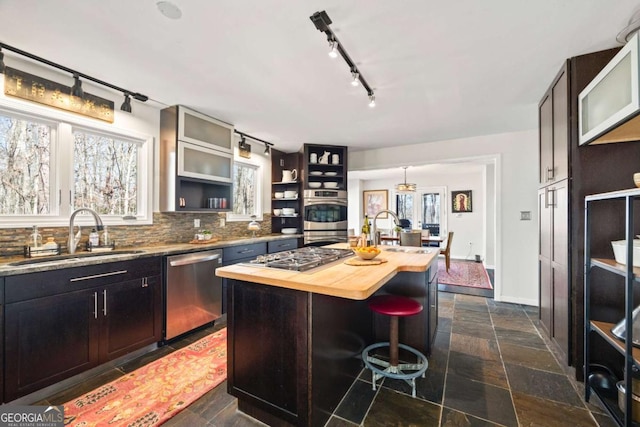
[{"left": 538, "top": 47, "right": 624, "bottom": 374}]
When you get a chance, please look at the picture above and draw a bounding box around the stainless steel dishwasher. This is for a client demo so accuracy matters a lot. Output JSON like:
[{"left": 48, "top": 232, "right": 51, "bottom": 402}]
[{"left": 165, "top": 249, "right": 223, "bottom": 340}]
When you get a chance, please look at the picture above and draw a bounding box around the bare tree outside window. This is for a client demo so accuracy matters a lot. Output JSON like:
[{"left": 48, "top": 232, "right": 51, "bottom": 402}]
[
  {"left": 232, "top": 162, "right": 257, "bottom": 216},
  {"left": 0, "top": 114, "right": 51, "bottom": 215},
  {"left": 73, "top": 131, "right": 138, "bottom": 215},
  {"left": 396, "top": 193, "right": 414, "bottom": 222},
  {"left": 422, "top": 193, "right": 440, "bottom": 224}
]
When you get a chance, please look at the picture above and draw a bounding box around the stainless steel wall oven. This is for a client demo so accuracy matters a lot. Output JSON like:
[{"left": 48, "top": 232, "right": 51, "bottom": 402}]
[{"left": 303, "top": 189, "right": 348, "bottom": 245}]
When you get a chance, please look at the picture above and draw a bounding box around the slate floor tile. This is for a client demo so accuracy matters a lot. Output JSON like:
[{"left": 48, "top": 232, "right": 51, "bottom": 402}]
[
  {"left": 335, "top": 379, "right": 379, "bottom": 424},
  {"left": 499, "top": 342, "right": 562, "bottom": 373},
  {"left": 444, "top": 372, "right": 517, "bottom": 426},
  {"left": 381, "top": 363, "right": 446, "bottom": 405},
  {"left": 494, "top": 326, "right": 547, "bottom": 350},
  {"left": 440, "top": 407, "right": 504, "bottom": 426},
  {"left": 450, "top": 333, "right": 501, "bottom": 361},
  {"left": 363, "top": 388, "right": 441, "bottom": 426},
  {"left": 511, "top": 391, "right": 597, "bottom": 427},
  {"left": 447, "top": 350, "right": 508, "bottom": 388},
  {"left": 505, "top": 363, "right": 583, "bottom": 407},
  {"left": 490, "top": 316, "right": 537, "bottom": 333},
  {"left": 452, "top": 319, "right": 496, "bottom": 340}
]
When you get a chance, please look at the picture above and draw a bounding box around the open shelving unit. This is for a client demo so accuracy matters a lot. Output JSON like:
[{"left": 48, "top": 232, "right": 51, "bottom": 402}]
[{"left": 585, "top": 188, "right": 640, "bottom": 427}]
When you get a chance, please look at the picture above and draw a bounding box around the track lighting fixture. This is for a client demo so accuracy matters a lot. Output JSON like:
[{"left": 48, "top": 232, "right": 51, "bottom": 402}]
[
  {"left": 0, "top": 41, "right": 148, "bottom": 110},
  {"left": 310, "top": 10, "right": 376, "bottom": 107},
  {"left": 234, "top": 130, "right": 274, "bottom": 157},
  {"left": 351, "top": 70, "right": 359, "bottom": 87},
  {"left": 120, "top": 93, "right": 132, "bottom": 112},
  {"left": 71, "top": 73, "right": 83, "bottom": 98}
]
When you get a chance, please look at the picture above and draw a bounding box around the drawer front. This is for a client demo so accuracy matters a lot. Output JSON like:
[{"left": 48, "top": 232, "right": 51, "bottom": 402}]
[
  {"left": 5, "top": 257, "right": 162, "bottom": 303},
  {"left": 223, "top": 243, "right": 267, "bottom": 264},
  {"left": 268, "top": 239, "right": 299, "bottom": 254}
]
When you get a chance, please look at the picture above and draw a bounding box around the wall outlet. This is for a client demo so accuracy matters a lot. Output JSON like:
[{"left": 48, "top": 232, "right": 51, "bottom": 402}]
[
  {"left": 219, "top": 218, "right": 225, "bottom": 227},
  {"left": 194, "top": 218, "right": 200, "bottom": 228}
]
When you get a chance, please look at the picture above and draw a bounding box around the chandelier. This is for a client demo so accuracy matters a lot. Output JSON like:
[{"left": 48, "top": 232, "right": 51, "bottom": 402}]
[{"left": 395, "top": 167, "right": 416, "bottom": 193}]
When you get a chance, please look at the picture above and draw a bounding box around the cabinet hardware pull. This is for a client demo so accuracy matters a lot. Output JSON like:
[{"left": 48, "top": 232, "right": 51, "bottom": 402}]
[
  {"left": 546, "top": 166, "right": 554, "bottom": 181},
  {"left": 142, "top": 277, "right": 148, "bottom": 287},
  {"left": 169, "top": 254, "right": 220, "bottom": 267},
  {"left": 545, "top": 188, "right": 556, "bottom": 208},
  {"left": 70, "top": 270, "right": 127, "bottom": 282},
  {"left": 238, "top": 249, "right": 254, "bottom": 254},
  {"left": 103, "top": 290, "right": 107, "bottom": 316},
  {"left": 93, "top": 291, "right": 98, "bottom": 319}
]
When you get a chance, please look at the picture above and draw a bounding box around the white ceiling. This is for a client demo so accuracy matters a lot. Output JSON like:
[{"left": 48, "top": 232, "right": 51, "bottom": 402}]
[{"left": 0, "top": 0, "right": 639, "bottom": 155}]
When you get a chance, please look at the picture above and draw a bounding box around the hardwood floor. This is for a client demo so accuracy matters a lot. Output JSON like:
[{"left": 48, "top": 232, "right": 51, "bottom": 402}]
[{"left": 34, "top": 292, "right": 615, "bottom": 426}]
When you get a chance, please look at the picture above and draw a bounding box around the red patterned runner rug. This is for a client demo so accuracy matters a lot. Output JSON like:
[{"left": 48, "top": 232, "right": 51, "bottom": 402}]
[
  {"left": 438, "top": 259, "right": 492, "bottom": 289},
  {"left": 64, "top": 328, "right": 227, "bottom": 426}
]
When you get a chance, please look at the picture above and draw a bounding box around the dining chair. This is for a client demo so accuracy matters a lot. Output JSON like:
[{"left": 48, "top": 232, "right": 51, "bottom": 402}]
[
  {"left": 420, "top": 229, "right": 430, "bottom": 247},
  {"left": 399, "top": 231, "right": 421, "bottom": 247},
  {"left": 440, "top": 231, "right": 454, "bottom": 272}
]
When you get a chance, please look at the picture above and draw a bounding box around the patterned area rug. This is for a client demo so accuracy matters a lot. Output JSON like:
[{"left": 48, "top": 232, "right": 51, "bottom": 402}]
[
  {"left": 64, "top": 328, "right": 227, "bottom": 426},
  {"left": 438, "top": 259, "right": 492, "bottom": 289}
]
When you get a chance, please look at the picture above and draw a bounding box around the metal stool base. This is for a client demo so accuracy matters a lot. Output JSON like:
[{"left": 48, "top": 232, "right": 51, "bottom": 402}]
[{"left": 362, "top": 342, "right": 428, "bottom": 398}]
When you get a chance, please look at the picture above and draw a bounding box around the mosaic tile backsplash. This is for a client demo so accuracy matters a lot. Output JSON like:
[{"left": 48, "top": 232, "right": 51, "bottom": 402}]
[{"left": 0, "top": 212, "right": 274, "bottom": 258}]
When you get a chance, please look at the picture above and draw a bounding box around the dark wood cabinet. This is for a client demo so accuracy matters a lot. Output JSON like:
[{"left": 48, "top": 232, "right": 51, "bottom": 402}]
[
  {"left": 536, "top": 47, "right": 640, "bottom": 376},
  {"left": 303, "top": 144, "right": 348, "bottom": 190},
  {"left": 3, "top": 257, "right": 162, "bottom": 401}
]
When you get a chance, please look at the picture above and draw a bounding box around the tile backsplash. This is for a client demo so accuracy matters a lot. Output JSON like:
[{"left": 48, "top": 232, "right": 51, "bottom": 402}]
[{"left": 0, "top": 212, "right": 273, "bottom": 258}]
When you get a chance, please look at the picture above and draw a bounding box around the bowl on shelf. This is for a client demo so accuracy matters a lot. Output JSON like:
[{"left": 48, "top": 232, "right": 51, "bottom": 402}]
[
  {"left": 309, "top": 171, "right": 323, "bottom": 176},
  {"left": 634, "top": 172, "right": 640, "bottom": 188},
  {"left": 323, "top": 182, "right": 338, "bottom": 188},
  {"left": 308, "top": 182, "right": 322, "bottom": 188},
  {"left": 275, "top": 192, "right": 284, "bottom": 199},
  {"left": 611, "top": 240, "right": 640, "bottom": 267},
  {"left": 353, "top": 246, "right": 381, "bottom": 260},
  {"left": 281, "top": 228, "right": 298, "bottom": 235},
  {"left": 324, "top": 171, "right": 338, "bottom": 176},
  {"left": 273, "top": 209, "right": 282, "bottom": 216},
  {"left": 282, "top": 208, "right": 295, "bottom": 215},
  {"left": 284, "top": 190, "right": 298, "bottom": 198}
]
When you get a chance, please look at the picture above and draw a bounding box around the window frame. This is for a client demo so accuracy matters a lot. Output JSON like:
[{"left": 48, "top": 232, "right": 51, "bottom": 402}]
[{"left": 0, "top": 102, "right": 153, "bottom": 228}]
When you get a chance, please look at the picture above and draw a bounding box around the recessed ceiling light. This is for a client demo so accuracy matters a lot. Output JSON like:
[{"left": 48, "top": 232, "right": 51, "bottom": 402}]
[{"left": 157, "top": 1, "right": 182, "bottom": 20}]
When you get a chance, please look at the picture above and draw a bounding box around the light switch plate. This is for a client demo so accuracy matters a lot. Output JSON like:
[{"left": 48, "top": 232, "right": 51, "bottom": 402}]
[
  {"left": 219, "top": 218, "right": 225, "bottom": 227},
  {"left": 194, "top": 218, "right": 200, "bottom": 228},
  {"left": 520, "top": 211, "right": 531, "bottom": 220}
]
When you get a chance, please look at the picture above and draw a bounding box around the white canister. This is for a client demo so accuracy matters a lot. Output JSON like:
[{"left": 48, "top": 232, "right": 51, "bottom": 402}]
[
  {"left": 310, "top": 153, "right": 317, "bottom": 163},
  {"left": 332, "top": 154, "right": 340, "bottom": 165}
]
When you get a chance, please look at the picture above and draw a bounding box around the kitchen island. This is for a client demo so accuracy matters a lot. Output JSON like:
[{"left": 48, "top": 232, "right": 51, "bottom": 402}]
[{"left": 216, "top": 244, "right": 439, "bottom": 427}]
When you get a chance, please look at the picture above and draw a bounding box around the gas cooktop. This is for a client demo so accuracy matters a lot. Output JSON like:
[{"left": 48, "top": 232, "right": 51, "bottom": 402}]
[{"left": 245, "top": 247, "right": 354, "bottom": 272}]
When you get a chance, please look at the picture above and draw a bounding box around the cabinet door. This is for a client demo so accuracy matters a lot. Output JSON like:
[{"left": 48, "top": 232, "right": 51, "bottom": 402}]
[
  {"left": 551, "top": 182, "right": 569, "bottom": 357},
  {"left": 538, "top": 188, "right": 552, "bottom": 334},
  {"left": 178, "top": 106, "right": 233, "bottom": 153},
  {"left": 4, "top": 290, "right": 99, "bottom": 401},
  {"left": 552, "top": 70, "right": 568, "bottom": 182},
  {"left": 99, "top": 276, "right": 162, "bottom": 361},
  {"left": 539, "top": 94, "right": 553, "bottom": 186}
]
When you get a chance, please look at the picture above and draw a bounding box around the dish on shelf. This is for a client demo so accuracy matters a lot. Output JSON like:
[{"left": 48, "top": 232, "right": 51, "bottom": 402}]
[
  {"left": 284, "top": 190, "right": 298, "bottom": 198},
  {"left": 281, "top": 228, "right": 298, "bottom": 234},
  {"left": 611, "top": 239, "right": 640, "bottom": 267},
  {"left": 309, "top": 171, "right": 323, "bottom": 176},
  {"left": 274, "top": 192, "right": 284, "bottom": 199},
  {"left": 308, "top": 182, "right": 322, "bottom": 188},
  {"left": 273, "top": 209, "right": 282, "bottom": 216},
  {"left": 323, "top": 182, "right": 338, "bottom": 188},
  {"left": 282, "top": 208, "right": 295, "bottom": 215},
  {"left": 324, "top": 171, "right": 338, "bottom": 176}
]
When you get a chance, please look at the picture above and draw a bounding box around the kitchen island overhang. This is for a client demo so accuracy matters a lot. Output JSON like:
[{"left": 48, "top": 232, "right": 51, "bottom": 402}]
[{"left": 216, "top": 244, "right": 439, "bottom": 426}]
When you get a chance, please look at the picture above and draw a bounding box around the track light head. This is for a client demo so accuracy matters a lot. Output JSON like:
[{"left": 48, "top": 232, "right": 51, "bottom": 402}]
[
  {"left": 368, "top": 94, "right": 376, "bottom": 108},
  {"left": 264, "top": 143, "right": 270, "bottom": 156},
  {"left": 120, "top": 93, "right": 132, "bottom": 113},
  {"left": 0, "top": 49, "right": 5, "bottom": 74},
  {"left": 328, "top": 40, "right": 338, "bottom": 58},
  {"left": 71, "top": 73, "right": 83, "bottom": 98},
  {"left": 351, "top": 71, "right": 360, "bottom": 87}
]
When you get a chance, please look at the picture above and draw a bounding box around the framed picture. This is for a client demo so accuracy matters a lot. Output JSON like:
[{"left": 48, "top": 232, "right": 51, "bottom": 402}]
[
  {"left": 363, "top": 190, "right": 388, "bottom": 218},
  {"left": 452, "top": 190, "right": 472, "bottom": 213}
]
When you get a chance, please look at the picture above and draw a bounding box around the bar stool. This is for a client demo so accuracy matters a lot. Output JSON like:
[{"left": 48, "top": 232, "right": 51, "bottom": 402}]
[{"left": 362, "top": 294, "right": 428, "bottom": 398}]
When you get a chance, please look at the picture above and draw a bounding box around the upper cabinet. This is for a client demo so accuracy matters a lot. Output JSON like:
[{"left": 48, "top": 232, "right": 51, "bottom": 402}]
[
  {"left": 539, "top": 66, "right": 568, "bottom": 186},
  {"left": 579, "top": 33, "right": 640, "bottom": 145},
  {"left": 160, "top": 106, "right": 233, "bottom": 212},
  {"left": 303, "top": 144, "right": 348, "bottom": 190}
]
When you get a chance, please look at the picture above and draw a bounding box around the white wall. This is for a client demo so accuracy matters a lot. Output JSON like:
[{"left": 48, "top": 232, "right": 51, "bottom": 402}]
[{"left": 348, "top": 129, "right": 539, "bottom": 306}]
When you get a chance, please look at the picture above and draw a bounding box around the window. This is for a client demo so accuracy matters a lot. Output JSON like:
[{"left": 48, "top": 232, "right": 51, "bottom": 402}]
[
  {"left": 0, "top": 106, "right": 152, "bottom": 227},
  {"left": 396, "top": 193, "right": 414, "bottom": 224},
  {"left": 0, "top": 113, "right": 53, "bottom": 215},
  {"left": 73, "top": 130, "right": 139, "bottom": 216},
  {"left": 422, "top": 193, "right": 440, "bottom": 225},
  {"left": 229, "top": 160, "right": 262, "bottom": 220}
]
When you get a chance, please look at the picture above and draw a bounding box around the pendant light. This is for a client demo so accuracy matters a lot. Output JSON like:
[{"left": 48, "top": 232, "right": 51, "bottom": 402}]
[{"left": 395, "top": 167, "right": 416, "bottom": 193}]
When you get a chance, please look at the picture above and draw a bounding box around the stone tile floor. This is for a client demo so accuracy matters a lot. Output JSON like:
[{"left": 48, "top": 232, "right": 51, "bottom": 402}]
[{"left": 38, "top": 292, "right": 616, "bottom": 426}]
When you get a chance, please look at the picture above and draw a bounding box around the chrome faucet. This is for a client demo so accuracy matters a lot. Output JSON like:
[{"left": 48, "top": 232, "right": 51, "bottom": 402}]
[
  {"left": 371, "top": 209, "right": 401, "bottom": 247},
  {"left": 68, "top": 208, "right": 104, "bottom": 254}
]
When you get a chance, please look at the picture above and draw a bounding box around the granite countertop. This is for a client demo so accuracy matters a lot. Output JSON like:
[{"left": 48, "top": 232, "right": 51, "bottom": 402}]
[
  {"left": 0, "top": 234, "right": 302, "bottom": 277},
  {"left": 215, "top": 243, "right": 438, "bottom": 300}
]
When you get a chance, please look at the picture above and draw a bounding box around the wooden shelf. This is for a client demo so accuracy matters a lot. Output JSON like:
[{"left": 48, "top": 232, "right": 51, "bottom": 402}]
[
  {"left": 591, "top": 258, "right": 640, "bottom": 281},
  {"left": 591, "top": 320, "right": 640, "bottom": 364}
]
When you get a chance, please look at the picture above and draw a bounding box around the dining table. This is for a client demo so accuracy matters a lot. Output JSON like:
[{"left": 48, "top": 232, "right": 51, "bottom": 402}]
[{"left": 379, "top": 234, "right": 445, "bottom": 246}]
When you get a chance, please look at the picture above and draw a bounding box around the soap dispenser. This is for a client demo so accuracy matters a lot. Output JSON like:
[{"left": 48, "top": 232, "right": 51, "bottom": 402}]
[{"left": 27, "top": 225, "right": 42, "bottom": 248}]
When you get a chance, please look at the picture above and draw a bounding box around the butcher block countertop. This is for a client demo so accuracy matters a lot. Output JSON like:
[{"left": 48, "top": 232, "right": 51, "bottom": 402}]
[{"left": 215, "top": 243, "right": 438, "bottom": 300}]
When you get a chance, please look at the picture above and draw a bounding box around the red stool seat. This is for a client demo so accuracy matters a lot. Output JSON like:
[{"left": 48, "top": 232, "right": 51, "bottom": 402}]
[{"left": 368, "top": 295, "right": 423, "bottom": 317}]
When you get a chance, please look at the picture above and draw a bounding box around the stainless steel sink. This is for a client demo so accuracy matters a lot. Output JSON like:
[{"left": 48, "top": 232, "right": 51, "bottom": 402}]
[
  {"left": 383, "top": 247, "right": 432, "bottom": 254},
  {"left": 9, "top": 250, "right": 145, "bottom": 266}
]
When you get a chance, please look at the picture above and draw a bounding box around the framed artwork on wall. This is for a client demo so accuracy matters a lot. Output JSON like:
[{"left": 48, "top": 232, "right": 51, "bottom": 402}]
[
  {"left": 452, "top": 190, "right": 472, "bottom": 213},
  {"left": 363, "top": 190, "right": 388, "bottom": 218}
]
